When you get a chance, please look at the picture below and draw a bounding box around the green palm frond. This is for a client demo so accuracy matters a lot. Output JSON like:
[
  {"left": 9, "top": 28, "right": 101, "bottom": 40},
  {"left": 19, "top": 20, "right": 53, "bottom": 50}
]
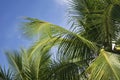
[
  {"left": 21, "top": 17, "right": 70, "bottom": 58},
  {"left": 23, "top": 51, "right": 51, "bottom": 80},
  {"left": 86, "top": 49, "right": 120, "bottom": 80},
  {"left": 21, "top": 18, "right": 97, "bottom": 61},
  {"left": 5, "top": 50, "right": 25, "bottom": 80},
  {"left": 21, "top": 17, "right": 69, "bottom": 40},
  {"left": 0, "top": 66, "right": 13, "bottom": 80},
  {"left": 69, "top": 0, "right": 120, "bottom": 51},
  {"left": 5, "top": 48, "right": 52, "bottom": 80},
  {"left": 49, "top": 59, "right": 87, "bottom": 80},
  {"left": 58, "top": 32, "right": 98, "bottom": 62},
  {"left": 27, "top": 37, "right": 62, "bottom": 59}
]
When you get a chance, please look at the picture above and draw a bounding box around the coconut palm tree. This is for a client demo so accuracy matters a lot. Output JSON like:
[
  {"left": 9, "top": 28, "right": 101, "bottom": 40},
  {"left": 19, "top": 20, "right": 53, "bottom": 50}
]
[
  {"left": 1, "top": 0, "right": 120, "bottom": 80},
  {"left": 21, "top": 0, "right": 120, "bottom": 80}
]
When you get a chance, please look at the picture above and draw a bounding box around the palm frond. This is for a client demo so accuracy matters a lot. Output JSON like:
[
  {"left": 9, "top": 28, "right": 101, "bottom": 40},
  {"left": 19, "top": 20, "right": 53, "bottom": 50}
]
[
  {"left": 0, "top": 66, "right": 13, "bottom": 80},
  {"left": 58, "top": 33, "right": 98, "bottom": 61},
  {"left": 21, "top": 17, "right": 72, "bottom": 58},
  {"left": 69, "top": 0, "right": 120, "bottom": 51},
  {"left": 24, "top": 51, "right": 51, "bottom": 80},
  {"left": 5, "top": 50, "right": 25, "bottom": 80},
  {"left": 5, "top": 48, "right": 53, "bottom": 80},
  {"left": 21, "top": 18, "right": 97, "bottom": 61},
  {"left": 86, "top": 49, "right": 120, "bottom": 80},
  {"left": 49, "top": 59, "right": 87, "bottom": 80},
  {"left": 27, "top": 37, "right": 61, "bottom": 59},
  {"left": 21, "top": 17, "right": 69, "bottom": 40}
]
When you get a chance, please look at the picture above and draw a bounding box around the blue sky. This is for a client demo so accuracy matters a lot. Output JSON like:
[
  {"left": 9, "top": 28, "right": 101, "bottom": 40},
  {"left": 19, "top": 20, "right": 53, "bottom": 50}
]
[{"left": 0, "top": 0, "right": 68, "bottom": 67}]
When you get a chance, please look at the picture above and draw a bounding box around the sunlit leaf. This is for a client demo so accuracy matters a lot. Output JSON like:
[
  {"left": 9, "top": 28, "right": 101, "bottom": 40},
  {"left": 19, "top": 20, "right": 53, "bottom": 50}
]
[{"left": 87, "top": 49, "right": 120, "bottom": 80}]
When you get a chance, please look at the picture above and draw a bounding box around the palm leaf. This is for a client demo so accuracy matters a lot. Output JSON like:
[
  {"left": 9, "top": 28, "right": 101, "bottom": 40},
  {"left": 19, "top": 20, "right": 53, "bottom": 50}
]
[
  {"left": 86, "top": 49, "right": 120, "bottom": 80},
  {"left": 21, "top": 18, "right": 97, "bottom": 61},
  {"left": 58, "top": 32, "right": 98, "bottom": 62},
  {"left": 5, "top": 50, "right": 25, "bottom": 80},
  {"left": 24, "top": 50, "right": 51, "bottom": 80},
  {"left": 21, "top": 17, "right": 69, "bottom": 40},
  {"left": 0, "top": 66, "right": 13, "bottom": 80},
  {"left": 49, "top": 60, "right": 87, "bottom": 80},
  {"left": 5, "top": 48, "right": 52, "bottom": 80},
  {"left": 69, "top": 0, "right": 120, "bottom": 51},
  {"left": 21, "top": 17, "right": 71, "bottom": 58}
]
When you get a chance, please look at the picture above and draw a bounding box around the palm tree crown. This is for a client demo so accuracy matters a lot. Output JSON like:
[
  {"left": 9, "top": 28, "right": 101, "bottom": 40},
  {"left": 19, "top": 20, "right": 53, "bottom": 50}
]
[{"left": 1, "top": 0, "right": 120, "bottom": 80}]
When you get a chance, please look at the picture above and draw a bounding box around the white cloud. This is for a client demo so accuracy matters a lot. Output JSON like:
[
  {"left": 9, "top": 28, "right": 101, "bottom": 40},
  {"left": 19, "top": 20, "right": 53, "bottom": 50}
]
[{"left": 55, "top": 0, "right": 70, "bottom": 5}]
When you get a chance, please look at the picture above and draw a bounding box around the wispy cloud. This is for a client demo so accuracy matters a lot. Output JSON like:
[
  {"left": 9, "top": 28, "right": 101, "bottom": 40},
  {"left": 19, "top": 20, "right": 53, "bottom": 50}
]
[{"left": 54, "top": 0, "right": 70, "bottom": 5}]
